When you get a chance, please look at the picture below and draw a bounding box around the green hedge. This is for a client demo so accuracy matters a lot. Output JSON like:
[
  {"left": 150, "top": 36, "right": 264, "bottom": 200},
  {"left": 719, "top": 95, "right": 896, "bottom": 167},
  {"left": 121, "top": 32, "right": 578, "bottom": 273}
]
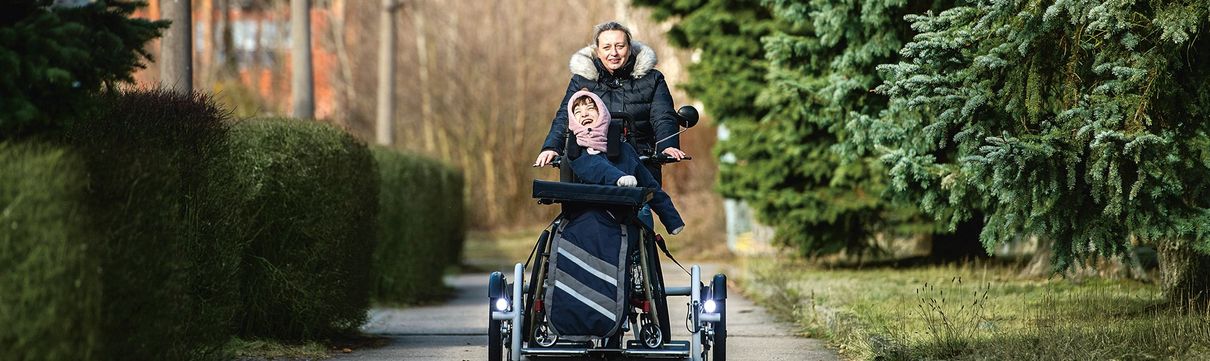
[
  {"left": 2, "top": 89, "right": 465, "bottom": 358},
  {"left": 65, "top": 89, "right": 241, "bottom": 361},
  {"left": 230, "top": 118, "right": 378, "bottom": 340},
  {"left": 0, "top": 141, "right": 100, "bottom": 361},
  {"left": 372, "top": 147, "right": 466, "bottom": 303}
]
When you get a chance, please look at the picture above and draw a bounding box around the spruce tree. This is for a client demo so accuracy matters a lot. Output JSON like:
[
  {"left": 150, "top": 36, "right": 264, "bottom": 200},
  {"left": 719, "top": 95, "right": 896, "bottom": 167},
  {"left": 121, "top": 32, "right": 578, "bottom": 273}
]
[
  {"left": 638, "top": 0, "right": 952, "bottom": 256},
  {"left": 0, "top": 0, "right": 166, "bottom": 137},
  {"left": 737, "top": 0, "right": 957, "bottom": 256},
  {"left": 874, "top": 1, "right": 1210, "bottom": 302},
  {"left": 632, "top": 0, "right": 779, "bottom": 139}
]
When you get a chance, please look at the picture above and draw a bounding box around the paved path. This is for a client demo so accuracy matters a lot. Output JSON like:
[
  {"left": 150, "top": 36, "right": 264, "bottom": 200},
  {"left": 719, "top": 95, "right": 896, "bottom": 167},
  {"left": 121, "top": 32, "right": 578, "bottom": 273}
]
[{"left": 333, "top": 264, "right": 838, "bottom": 361}]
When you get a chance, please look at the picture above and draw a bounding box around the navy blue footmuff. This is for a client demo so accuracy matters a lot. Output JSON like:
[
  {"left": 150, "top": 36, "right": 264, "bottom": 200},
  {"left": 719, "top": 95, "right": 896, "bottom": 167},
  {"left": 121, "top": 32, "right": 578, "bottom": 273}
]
[{"left": 543, "top": 209, "right": 635, "bottom": 340}]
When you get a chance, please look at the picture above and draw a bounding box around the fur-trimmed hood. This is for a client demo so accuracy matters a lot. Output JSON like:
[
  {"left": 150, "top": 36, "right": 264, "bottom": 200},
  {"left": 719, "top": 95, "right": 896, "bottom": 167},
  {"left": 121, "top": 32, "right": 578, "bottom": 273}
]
[{"left": 569, "top": 41, "right": 658, "bottom": 81}]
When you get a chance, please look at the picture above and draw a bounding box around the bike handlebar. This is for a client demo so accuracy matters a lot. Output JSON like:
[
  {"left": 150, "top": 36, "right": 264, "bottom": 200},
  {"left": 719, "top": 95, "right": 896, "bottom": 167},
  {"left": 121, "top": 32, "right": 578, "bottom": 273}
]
[
  {"left": 639, "top": 154, "right": 692, "bottom": 165},
  {"left": 536, "top": 153, "right": 691, "bottom": 169}
]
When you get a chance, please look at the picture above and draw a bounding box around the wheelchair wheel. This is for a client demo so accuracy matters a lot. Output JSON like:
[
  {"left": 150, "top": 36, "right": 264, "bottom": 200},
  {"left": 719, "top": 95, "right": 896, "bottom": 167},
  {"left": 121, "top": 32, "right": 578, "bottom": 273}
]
[
  {"left": 488, "top": 317, "right": 503, "bottom": 361},
  {"left": 643, "top": 238, "right": 673, "bottom": 343},
  {"left": 523, "top": 229, "right": 553, "bottom": 345},
  {"left": 713, "top": 299, "right": 726, "bottom": 361}
]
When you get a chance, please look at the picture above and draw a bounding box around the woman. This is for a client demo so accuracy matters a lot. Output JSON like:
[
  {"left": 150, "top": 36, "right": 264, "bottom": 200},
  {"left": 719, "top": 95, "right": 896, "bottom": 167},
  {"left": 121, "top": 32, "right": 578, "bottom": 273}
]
[{"left": 533, "top": 21, "right": 685, "bottom": 184}]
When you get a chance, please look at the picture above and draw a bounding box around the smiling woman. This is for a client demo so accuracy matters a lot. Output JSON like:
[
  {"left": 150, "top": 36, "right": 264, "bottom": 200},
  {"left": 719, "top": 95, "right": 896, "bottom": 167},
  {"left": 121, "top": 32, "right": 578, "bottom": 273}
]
[
  {"left": 534, "top": 20, "right": 685, "bottom": 184},
  {"left": 593, "top": 23, "right": 631, "bottom": 73}
]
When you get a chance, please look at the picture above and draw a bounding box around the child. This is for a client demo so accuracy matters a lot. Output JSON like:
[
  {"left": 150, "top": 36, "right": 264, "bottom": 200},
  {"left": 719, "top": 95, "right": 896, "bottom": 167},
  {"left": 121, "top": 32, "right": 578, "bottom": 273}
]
[{"left": 565, "top": 89, "right": 685, "bottom": 235}]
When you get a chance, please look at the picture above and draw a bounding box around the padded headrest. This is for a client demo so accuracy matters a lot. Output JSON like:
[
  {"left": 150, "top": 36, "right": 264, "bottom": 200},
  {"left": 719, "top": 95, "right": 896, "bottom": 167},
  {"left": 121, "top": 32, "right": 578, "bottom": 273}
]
[{"left": 607, "top": 119, "right": 622, "bottom": 161}]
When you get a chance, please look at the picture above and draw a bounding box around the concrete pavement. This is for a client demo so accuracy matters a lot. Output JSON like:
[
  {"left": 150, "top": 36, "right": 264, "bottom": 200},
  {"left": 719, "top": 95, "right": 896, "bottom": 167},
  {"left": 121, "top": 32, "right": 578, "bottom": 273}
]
[{"left": 332, "top": 264, "right": 838, "bottom": 361}]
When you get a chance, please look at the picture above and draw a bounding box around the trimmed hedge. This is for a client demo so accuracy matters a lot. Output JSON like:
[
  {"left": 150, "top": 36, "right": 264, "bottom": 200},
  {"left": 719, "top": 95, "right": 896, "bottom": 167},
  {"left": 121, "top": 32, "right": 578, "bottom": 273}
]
[
  {"left": 230, "top": 118, "right": 378, "bottom": 340},
  {"left": 372, "top": 147, "right": 466, "bottom": 303},
  {"left": 2, "top": 89, "right": 466, "bottom": 358},
  {"left": 0, "top": 141, "right": 100, "bottom": 361},
  {"left": 65, "top": 89, "right": 241, "bottom": 361}
]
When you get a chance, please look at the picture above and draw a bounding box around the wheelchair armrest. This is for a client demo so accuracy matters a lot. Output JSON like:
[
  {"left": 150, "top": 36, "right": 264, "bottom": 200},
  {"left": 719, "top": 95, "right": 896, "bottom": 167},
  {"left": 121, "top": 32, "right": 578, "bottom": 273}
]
[{"left": 532, "top": 180, "right": 653, "bottom": 207}]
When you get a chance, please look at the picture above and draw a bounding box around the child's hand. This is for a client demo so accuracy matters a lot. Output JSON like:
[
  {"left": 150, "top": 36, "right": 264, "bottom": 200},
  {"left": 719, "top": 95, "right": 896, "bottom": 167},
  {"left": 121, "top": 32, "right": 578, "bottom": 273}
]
[
  {"left": 617, "top": 175, "right": 638, "bottom": 187},
  {"left": 533, "top": 150, "right": 559, "bottom": 167}
]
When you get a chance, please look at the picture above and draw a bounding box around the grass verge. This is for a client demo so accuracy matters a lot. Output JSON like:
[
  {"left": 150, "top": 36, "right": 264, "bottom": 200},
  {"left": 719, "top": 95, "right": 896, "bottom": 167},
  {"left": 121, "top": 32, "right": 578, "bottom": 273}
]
[
  {"left": 225, "top": 337, "right": 330, "bottom": 359},
  {"left": 463, "top": 229, "right": 546, "bottom": 272},
  {"left": 738, "top": 257, "right": 1210, "bottom": 360},
  {"left": 224, "top": 335, "right": 390, "bottom": 360}
]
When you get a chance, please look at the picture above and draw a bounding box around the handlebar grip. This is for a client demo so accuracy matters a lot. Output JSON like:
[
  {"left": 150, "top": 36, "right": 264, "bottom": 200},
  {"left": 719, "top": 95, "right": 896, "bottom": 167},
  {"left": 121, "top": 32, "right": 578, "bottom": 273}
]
[
  {"left": 640, "top": 154, "right": 692, "bottom": 164},
  {"left": 531, "top": 156, "right": 563, "bottom": 168}
]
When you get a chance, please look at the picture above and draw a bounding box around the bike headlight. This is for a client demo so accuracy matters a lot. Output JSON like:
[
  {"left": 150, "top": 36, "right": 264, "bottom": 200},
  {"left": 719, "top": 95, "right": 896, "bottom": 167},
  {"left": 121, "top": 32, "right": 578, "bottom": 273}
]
[
  {"left": 495, "top": 298, "right": 510, "bottom": 312},
  {"left": 703, "top": 299, "right": 717, "bottom": 314}
]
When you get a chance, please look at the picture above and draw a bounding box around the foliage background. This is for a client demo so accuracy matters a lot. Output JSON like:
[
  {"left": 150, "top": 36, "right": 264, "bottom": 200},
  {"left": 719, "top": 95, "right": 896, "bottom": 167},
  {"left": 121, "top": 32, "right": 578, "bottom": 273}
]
[
  {"left": 872, "top": 0, "right": 1210, "bottom": 280},
  {"left": 0, "top": 1, "right": 164, "bottom": 137},
  {"left": 0, "top": 141, "right": 100, "bottom": 361},
  {"left": 634, "top": 0, "right": 963, "bottom": 257},
  {"left": 132, "top": 1, "right": 724, "bottom": 248}
]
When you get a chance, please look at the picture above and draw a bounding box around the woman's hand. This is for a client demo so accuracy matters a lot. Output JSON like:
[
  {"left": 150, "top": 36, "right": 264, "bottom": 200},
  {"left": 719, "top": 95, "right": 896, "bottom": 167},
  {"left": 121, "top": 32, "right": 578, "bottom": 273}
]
[
  {"left": 661, "top": 147, "right": 687, "bottom": 160},
  {"left": 533, "top": 150, "right": 559, "bottom": 167}
]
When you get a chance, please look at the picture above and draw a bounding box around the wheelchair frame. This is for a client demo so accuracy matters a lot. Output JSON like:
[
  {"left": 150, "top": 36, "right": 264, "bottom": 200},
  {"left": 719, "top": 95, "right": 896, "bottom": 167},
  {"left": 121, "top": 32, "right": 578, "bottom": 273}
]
[
  {"left": 488, "top": 219, "right": 726, "bottom": 360},
  {"left": 486, "top": 107, "right": 725, "bottom": 360}
]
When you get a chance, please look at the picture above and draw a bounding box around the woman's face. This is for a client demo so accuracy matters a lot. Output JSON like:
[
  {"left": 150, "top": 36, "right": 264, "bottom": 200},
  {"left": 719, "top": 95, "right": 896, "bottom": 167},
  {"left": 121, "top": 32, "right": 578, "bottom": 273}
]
[
  {"left": 595, "top": 30, "right": 629, "bottom": 73},
  {"left": 573, "top": 101, "right": 599, "bottom": 126}
]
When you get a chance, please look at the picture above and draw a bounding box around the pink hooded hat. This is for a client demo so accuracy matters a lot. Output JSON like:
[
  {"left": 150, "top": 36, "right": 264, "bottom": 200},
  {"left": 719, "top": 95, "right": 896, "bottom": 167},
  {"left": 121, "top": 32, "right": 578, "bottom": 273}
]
[{"left": 567, "top": 90, "right": 611, "bottom": 153}]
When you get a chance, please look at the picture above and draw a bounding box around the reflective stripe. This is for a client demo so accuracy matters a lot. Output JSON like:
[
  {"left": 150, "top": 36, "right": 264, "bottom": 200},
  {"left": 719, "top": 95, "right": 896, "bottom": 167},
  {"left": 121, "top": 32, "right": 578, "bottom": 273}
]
[
  {"left": 554, "top": 268, "right": 618, "bottom": 311},
  {"left": 555, "top": 280, "right": 616, "bottom": 321},
  {"left": 557, "top": 247, "right": 618, "bottom": 285}
]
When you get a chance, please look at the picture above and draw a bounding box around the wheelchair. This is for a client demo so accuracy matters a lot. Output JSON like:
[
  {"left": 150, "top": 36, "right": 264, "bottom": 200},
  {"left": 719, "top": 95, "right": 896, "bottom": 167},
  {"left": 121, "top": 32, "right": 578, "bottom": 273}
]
[{"left": 487, "top": 106, "right": 727, "bottom": 360}]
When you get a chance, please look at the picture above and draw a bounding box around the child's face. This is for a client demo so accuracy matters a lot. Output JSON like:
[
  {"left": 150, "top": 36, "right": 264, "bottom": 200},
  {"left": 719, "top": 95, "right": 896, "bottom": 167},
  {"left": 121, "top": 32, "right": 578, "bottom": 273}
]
[{"left": 573, "top": 102, "right": 599, "bottom": 126}]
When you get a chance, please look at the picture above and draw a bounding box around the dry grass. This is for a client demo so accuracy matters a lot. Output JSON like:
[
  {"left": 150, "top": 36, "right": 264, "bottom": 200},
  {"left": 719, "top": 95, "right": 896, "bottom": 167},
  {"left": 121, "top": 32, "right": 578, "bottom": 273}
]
[
  {"left": 224, "top": 337, "right": 330, "bottom": 359},
  {"left": 463, "top": 228, "right": 545, "bottom": 271},
  {"left": 464, "top": 188, "right": 733, "bottom": 270},
  {"left": 738, "top": 257, "right": 1210, "bottom": 360},
  {"left": 660, "top": 189, "right": 732, "bottom": 262}
]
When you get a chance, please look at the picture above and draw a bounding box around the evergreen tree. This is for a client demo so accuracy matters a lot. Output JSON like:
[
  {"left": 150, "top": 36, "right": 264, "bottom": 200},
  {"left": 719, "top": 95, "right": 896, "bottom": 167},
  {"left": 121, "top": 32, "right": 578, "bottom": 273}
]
[
  {"left": 0, "top": 0, "right": 166, "bottom": 137},
  {"left": 637, "top": 0, "right": 953, "bottom": 256},
  {"left": 874, "top": 1, "right": 1210, "bottom": 302},
  {"left": 632, "top": 0, "right": 778, "bottom": 139},
  {"left": 739, "top": 0, "right": 956, "bottom": 256},
  {"left": 631, "top": 0, "right": 793, "bottom": 245}
]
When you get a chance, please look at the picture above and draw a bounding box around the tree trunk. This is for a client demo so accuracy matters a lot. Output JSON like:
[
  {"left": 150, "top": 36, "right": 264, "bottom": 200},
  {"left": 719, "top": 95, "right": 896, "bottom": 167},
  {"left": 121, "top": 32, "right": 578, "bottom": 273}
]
[
  {"left": 1158, "top": 240, "right": 1210, "bottom": 308},
  {"left": 375, "top": 0, "right": 397, "bottom": 145},
  {"left": 1019, "top": 237, "right": 1053, "bottom": 277},
  {"left": 613, "top": 0, "right": 629, "bottom": 31},
  {"left": 412, "top": 6, "right": 434, "bottom": 154},
  {"left": 250, "top": 20, "right": 262, "bottom": 94},
  {"left": 160, "top": 0, "right": 192, "bottom": 92},
  {"left": 331, "top": 0, "right": 358, "bottom": 128},
  {"left": 198, "top": 0, "right": 213, "bottom": 87},
  {"left": 291, "top": 0, "right": 314, "bottom": 119},
  {"left": 218, "top": 0, "right": 236, "bottom": 77}
]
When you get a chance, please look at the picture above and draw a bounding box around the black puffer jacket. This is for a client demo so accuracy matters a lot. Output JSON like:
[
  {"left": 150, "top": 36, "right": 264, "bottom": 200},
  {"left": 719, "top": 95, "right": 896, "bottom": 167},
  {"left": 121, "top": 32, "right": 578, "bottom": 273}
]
[{"left": 541, "top": 42, "right": 679, "bottom": 180}]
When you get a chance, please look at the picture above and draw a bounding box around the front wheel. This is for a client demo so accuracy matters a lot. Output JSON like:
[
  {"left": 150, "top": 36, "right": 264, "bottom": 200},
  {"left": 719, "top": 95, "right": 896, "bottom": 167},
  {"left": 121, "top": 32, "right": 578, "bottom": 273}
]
[
  {"left": 488, "top": 317, "right": 503, "bottom": 361},
  {"left": 712, "top": 299, "right": 726, "bottom": 361}
]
